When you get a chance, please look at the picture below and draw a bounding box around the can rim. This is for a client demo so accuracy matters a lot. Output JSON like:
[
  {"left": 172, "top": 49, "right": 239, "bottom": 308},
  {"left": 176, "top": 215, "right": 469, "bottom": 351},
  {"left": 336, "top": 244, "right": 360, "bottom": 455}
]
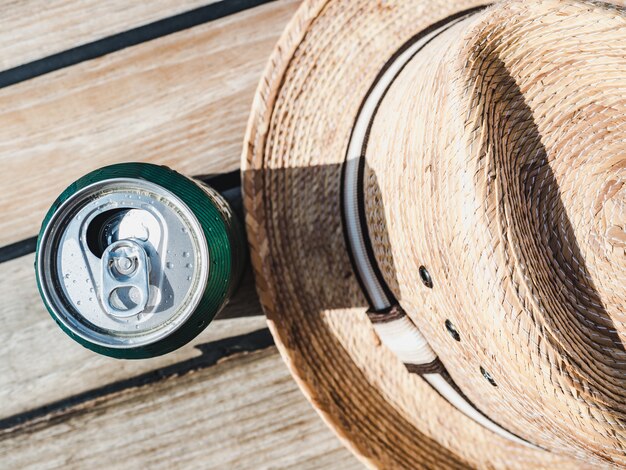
[
  {"left": 37, "top": 178, "right": 210, "bottom": 349},
  {"left": 35, "top": 163, "right": 244, "bottom": 359}
]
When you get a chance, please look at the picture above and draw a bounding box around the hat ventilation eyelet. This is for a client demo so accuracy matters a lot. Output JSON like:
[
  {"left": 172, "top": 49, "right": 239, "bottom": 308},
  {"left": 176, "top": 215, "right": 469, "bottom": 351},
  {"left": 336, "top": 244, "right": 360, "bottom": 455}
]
[
  {"left": 480, "top": 366, "right": 498, "bottom": 387},
  {"left": 419, "top": 265, "right": 433, "bottom": 288},
  {"left": 445, "top": 320, "right": 461, "bottom": 341}
]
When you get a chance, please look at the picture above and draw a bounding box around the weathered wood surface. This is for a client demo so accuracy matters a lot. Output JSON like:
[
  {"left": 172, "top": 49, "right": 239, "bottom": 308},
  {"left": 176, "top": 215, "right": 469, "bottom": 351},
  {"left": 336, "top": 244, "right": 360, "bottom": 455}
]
[
  {"left": 0, "top": 254, "right": 265, "bottom": 419},
  {"left": 1, "top": 349, "right": 360, "bottom": 469},
  {"left": 0, "top": 0, "right": 299, "bottom": 246},
  {"left": 0, "top": 1, "right": 359, "bottom": 467},
  {"left": 0, "top": 0, "right": 217, "bottom": 70}
]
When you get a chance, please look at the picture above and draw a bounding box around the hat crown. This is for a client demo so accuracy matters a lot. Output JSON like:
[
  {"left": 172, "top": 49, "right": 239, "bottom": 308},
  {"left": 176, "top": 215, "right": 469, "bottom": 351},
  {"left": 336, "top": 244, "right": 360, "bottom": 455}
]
[{"left": 365, "top": 0, "right": 626, "bottom": 460}]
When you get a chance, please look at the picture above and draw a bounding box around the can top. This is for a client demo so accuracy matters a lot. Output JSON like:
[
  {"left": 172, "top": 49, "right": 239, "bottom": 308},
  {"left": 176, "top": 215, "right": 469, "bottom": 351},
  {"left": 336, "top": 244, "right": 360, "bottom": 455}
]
[{"left": 37, "top": 177, "right": 210, "bottom": 349}]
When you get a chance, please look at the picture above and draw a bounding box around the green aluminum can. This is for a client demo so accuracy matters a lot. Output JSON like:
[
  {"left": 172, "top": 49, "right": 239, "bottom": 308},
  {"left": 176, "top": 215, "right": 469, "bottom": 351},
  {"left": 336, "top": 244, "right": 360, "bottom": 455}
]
[{"left": 35, "top": 163, "right": 245, "bottom": 359}]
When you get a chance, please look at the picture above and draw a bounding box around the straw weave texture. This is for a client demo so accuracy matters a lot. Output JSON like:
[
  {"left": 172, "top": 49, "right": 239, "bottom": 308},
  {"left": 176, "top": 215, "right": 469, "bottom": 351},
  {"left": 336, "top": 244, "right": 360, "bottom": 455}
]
[{"left": 243, "top": 0, "right": 625, "bottom": 467}]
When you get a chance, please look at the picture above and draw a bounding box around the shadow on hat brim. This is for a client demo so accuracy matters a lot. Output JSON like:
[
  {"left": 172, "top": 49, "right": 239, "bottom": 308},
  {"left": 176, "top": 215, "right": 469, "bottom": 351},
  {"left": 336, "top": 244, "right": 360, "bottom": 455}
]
[{"left": 243, "top": 160, "right": 579, "bottom": 468}]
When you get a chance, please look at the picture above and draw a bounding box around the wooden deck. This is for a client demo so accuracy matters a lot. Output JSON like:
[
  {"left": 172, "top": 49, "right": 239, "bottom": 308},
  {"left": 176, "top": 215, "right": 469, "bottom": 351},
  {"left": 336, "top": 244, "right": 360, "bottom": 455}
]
[{"left": 0, "top": 1, "right": 360, "bottom": 467}]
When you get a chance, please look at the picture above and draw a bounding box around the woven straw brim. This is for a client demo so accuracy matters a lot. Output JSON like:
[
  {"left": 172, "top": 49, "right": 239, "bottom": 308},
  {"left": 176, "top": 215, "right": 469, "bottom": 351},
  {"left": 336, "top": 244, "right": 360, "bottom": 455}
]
[{"left": 242, "top": 0, "right": 623, "bottom": 467}]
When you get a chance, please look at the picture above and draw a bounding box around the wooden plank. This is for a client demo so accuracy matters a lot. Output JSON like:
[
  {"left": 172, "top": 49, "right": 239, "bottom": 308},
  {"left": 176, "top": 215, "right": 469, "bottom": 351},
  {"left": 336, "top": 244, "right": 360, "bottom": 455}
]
[
  {"left": 0, "top": 348, "right": 360, "bottom": 469},
  {"left": 0, "top": 253, "right": 265, "bottom": 419},
  {"left": 0, "top": 0, "right": 300, "bottom": 246},
  {"left": 0, "top": 0, "right": 218, "bottom": 71}
]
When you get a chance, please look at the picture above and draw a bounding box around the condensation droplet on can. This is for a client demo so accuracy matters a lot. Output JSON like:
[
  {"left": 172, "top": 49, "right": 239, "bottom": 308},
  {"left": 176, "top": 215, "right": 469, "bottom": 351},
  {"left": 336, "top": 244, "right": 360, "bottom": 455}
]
[
  {"left": 186, "top": 276, "right": 191, "bottom": 281},
  {"left": 182, "top": 251, "right": 189, "bottom": 258},
  {"left": 181, "top": 227, "right": 187, "bottom": 233},
  {"left": 186, "top": 263, "right": 192, "bottom": 269},
  {"left": 166, "top": 262, "right": 174, "bottom": 269},
  {"left": 77, "top": 300, "right": 81, "bottom": 306},
  {"left": 64, "top": 274, "right": 70, "bottom": 279}
]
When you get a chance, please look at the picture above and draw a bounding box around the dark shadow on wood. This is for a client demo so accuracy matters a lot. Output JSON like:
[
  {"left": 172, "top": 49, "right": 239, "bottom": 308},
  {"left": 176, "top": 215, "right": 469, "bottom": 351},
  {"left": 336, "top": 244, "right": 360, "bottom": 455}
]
[{"left": 0, "top": 328, "right": 274, "bottom": 435}]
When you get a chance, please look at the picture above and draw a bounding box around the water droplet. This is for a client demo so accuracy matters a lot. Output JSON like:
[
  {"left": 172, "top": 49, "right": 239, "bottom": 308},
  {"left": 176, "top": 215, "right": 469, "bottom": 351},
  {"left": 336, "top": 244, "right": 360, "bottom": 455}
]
[
  {"left": 85, "top": 278, "right": 90, "bottom": 283},
  {"left": 88, "top": 297, "right": 92, "bottom": 302},
  {"left": 76, "top": 301, "right": 81, "bottom": 306},
  {"left": 76, "top": 215, "right": 82, "bottom": 221},
  {"left": 168, "top": 294, "right": 173, "bottom": 299},
  {"left": 186, "top": 263, "right": 193, "bottom": 269},
  {"left": 166, "top": 262, "right": 174, "bottom": 269},
  {"left": 72, "top": 280, "right": 76, "bottom": 284},
  {"left": 89, "top": 287, "right": 94, "bottom": 293},
  {"left": 182, "top": 251, "right": 190, "bottom": 258},
  {"left": 64, "top": 274, "right": 70, "bottom": 279},
  {"left": 181, "top": 227, "right": 187, "bottom": 233},
  {"left": 186, "top": 276, "right": 191, "bottom": 281},
  {"left": 167, "top": 250, "right": 171, "bottom": 254}
]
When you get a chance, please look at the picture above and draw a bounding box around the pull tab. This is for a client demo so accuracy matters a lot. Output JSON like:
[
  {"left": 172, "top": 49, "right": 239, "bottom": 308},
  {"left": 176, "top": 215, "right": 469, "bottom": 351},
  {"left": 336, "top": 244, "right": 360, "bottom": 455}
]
[{"left": 101, "top": 239, "right": 150, "bottom": 318}]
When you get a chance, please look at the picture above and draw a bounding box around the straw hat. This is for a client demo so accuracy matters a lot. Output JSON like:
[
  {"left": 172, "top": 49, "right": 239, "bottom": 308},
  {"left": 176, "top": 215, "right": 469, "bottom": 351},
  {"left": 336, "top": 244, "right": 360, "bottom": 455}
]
[{"left": 242, "top": 0, "right": 626, "bottom": 467}]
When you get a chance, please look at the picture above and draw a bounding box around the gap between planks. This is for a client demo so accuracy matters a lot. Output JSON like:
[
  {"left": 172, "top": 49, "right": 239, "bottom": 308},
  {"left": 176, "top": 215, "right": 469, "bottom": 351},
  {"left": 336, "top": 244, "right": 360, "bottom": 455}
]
[
  {"left": 0, "top": 0, "right": 221, "bottom": 71},
  {"left": 0, "top": 0, "right": 277, "bottom": 88},
  {"left": 0, "top": 254, "right": 265, "bottom": 419},
  {"left": 0, "top": 328, "right": 275, "bottom": 433},
  {"left": 0, "top": 0, "right": 301, "bottom": 247},
  {"left": 0, "top": 348, "right": 361, "bottom": 469}
]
